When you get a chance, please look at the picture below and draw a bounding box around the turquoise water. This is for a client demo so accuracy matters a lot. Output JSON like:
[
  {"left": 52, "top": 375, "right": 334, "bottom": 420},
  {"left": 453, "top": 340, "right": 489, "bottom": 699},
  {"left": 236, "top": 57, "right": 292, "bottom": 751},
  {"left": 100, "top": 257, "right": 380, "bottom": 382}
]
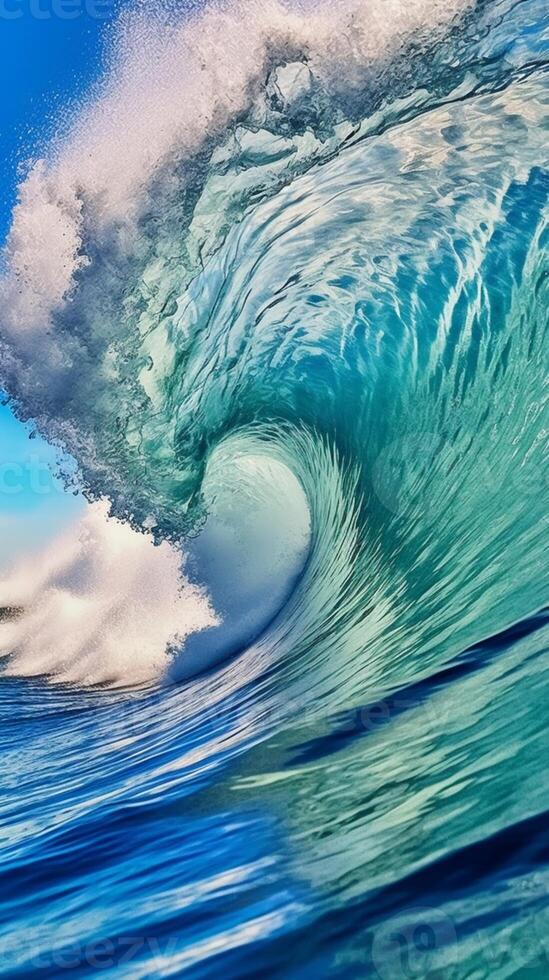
[{"left": 0, "top": 0, "right": 548, "bottom": 974}]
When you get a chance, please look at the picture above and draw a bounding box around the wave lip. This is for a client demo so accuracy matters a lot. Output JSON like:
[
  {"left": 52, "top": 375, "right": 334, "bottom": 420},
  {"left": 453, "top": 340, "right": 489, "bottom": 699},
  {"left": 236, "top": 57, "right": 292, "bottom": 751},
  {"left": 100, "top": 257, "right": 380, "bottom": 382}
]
[{"left": 0, "top": 0, "right": 475, "bottom": 529}]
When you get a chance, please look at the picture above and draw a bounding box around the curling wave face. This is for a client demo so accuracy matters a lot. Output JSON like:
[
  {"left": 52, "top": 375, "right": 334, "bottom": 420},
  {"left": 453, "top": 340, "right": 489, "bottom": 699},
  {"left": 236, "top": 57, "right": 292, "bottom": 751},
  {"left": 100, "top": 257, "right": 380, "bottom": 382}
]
[
  {"left": 0, "top": 0, "right": 548, "bottom": 974},
  {"left": 0, "top": 0, "right": 547, "bottom": 682}
]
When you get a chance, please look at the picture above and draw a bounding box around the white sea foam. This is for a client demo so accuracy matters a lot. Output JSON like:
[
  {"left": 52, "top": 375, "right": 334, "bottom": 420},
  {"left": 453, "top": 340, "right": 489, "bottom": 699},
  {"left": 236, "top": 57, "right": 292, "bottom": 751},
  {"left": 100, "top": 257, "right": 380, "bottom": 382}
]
[
  {"left": 0, "top": 0, "right": 470, "bottom": 341},
  {"left": 0, "top": 501, "right": 218, "bottom": 686}
]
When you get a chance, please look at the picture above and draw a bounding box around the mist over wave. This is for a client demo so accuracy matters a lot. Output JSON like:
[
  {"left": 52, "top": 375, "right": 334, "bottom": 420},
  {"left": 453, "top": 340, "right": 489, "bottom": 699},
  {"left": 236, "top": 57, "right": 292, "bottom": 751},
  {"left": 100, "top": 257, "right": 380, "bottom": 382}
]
[{"left": 0, "top": 501, "right": 217, "bottom": 686}]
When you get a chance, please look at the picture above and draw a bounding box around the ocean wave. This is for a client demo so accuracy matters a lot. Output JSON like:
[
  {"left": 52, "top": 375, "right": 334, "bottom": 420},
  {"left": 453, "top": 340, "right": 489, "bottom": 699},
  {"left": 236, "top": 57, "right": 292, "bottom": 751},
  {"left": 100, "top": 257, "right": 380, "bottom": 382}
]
[
  {"left": 0, "top": 0, "right": 547, "bottom": 688},
  {"left": 0, "top": 0, "right": 548, "bottom": 974}
]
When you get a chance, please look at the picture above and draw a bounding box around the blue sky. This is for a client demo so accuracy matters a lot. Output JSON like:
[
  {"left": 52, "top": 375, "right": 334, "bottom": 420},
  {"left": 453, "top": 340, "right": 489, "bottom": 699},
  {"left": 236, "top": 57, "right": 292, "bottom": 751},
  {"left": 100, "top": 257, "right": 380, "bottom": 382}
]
[{"left": 0, "top": 1, "right": 124, "bottom": 567}]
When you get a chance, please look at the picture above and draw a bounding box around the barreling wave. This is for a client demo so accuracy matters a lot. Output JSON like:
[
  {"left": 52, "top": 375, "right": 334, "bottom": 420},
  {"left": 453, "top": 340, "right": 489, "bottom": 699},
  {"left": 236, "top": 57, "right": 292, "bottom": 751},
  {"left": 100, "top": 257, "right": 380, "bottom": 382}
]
[
  {"left": 0, "top": 0, "right": 547, "bottom": 687},
  {"left": 1, "top": 2, "right": 549, "bottom": 976}
]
